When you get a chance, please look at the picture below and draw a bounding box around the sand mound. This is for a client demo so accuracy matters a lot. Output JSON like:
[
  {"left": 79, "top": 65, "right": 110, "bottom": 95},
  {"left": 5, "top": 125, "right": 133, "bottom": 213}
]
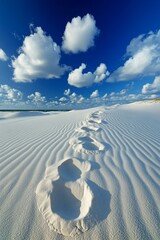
[
  {"left": 69, "top": 135, "right": 105, "bottom": 154},
  {"left": 0, "top": 111, "right": 49, "bottom": 119},
  {"left": 36, "top": 158, "right": 93, "bottom": 236}
]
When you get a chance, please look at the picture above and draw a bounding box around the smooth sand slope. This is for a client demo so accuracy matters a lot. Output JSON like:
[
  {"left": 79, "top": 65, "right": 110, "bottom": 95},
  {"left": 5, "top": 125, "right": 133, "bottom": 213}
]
[{"left": 0, "top": 102, "right": 160, "bottom": 239}]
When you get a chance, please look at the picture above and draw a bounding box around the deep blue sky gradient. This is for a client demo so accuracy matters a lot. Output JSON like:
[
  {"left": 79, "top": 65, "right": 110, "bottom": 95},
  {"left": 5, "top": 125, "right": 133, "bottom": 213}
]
[{"left": 0, "top": 0, "right": 160, "bottom": 107}]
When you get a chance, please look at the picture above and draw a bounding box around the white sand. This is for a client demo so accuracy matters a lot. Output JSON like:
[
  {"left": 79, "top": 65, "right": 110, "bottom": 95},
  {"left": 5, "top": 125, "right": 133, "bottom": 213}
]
[{"left": 0, "top": 102, "right": 160, "bottom": 239}]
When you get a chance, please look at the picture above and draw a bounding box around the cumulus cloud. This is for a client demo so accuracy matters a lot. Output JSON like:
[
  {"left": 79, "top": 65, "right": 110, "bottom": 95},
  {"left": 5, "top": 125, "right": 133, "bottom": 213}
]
[
  {"left": 102, "top": 93, "right": 108, "bottom": 99},
  {"left": 68, "top": 63, "right": 109, "bottom": 88},
  {"left": 94, "top": 63, "right": 110, "bottom": 83},
  {"left": 27, "top": 92, "right": 46, "bottom": 103},
  {"left": 142, "top": 76, "right": 160, "bottom": 94},
  {"left": 70, "top": 92, "right": 77, "bottom": 98},
  {"left": 108, "top": 30, "right": 160, "bottom": 82},
  {"left": 54, "top": 86, "right": 159, "bottom": 109},
  {"left": 90, "top": 90, "right": 99, "bottom": 98},
  {"left": 0, "top": 49, "right": 8, "bottom": 61},
  {"left": 64, "top": 89, "right": 71, "bottom": 95},
  {"left": 78, "top": 96, "right": 85, "bottom": 103},
  {"left": 67, "top": 92, "right": 85, "bottom": 104},
  {"left": 59, "top": 97, "right": 67, "bottom": 102},
  {"left": 62, "top": 14, "right": 99, "bottom": 53},
  {"left": 68, "top": 63, "right": 94, "bottom": 87},
  {"left": 0, "top": 84, "right": 23, "bottom": 102},
  {"left": 12, "top": 26, "right": 68, "bottom": 83}
]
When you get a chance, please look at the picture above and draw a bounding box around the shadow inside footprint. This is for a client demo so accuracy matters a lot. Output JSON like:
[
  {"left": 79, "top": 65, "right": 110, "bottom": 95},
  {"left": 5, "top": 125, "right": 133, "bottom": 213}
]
[
  {"left": 86, "top": 180, "right": 111, "bottom": 223},
  {"left": 88, "top": 120, "right": 97, "bottom": 124},
  {"left": 81, "top": 126, "right": 92, "bottom": 132},
  {"left": 50, "top": 179, "right": 93, "bottom": 222},
  {"left": 79, "top": 136, "right": 102, "bottom": 151},
  {"left": 90, "top": 114, "right": 99, "bottom": 119},
  {"left": 50, "top": 180, "right": 81, "bottom": 220},
  {"left": 78, "top": 136, "right": 93, "bottom": 142},
  {"left": 101, "top": 120, "right": 108, "bottom": 124},
  {"left": 102, "top": 142, "right": 112, "bottom": 152},
  {"left": 90, "top": 162, "right": 100, "bottom": 171},
  {"left": 82, "top": 142, "right": 99, "bottom": 151},
  {"left": 81, "top": 126, "right": 99, "bottom": 132},
  {"left": 58, "top": 159, "right": 82, "bottom": 181}
]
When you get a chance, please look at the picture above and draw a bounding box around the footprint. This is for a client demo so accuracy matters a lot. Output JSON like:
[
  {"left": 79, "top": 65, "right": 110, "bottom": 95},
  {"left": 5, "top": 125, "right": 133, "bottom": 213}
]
[
  {"left": 90, "top": 114, "right": 99, "bottom": 119},
  {"left": 87, "top": 118, "right": 102, "bottom": 124},
  {"left": 89, "top": 113, "right": 101, "bottom": 119},
  {"left": 36, "top": 158, "right": 93, "bottom": 237},
  {"left": 96, "top": 110, "right": 103, "bottom": 114},
  {"left": 58, "top": 158, "right": 91, "bottom": 181},
  {"left": 69, "top": 135, "right": 105, "bottom": 154},
  {"left": 75, "top": 125, "right": 100, "bottom": 133},
  {"left": 89, "top": 110, "right": 103, "bottom": 118},
  {"left": 50, "top": 179, "right": 92, "bottom": 221},
  {"left": 45, "top": 158, "right": 91, "bottom": 181}
]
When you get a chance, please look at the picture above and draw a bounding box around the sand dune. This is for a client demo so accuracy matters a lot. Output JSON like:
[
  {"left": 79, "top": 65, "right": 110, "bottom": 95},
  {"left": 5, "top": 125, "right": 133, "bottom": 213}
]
[
  {"left": 0, "top": 102, "right": 160, "bottom": 239},
  {"left": 0, "top": 111, "right": 54, "bottom": 119}
]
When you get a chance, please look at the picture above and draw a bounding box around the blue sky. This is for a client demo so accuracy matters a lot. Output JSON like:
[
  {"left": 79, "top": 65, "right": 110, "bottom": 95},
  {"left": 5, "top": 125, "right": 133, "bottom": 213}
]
[{"left": 0, "top": 0, "right": 160, "bottom": 109}]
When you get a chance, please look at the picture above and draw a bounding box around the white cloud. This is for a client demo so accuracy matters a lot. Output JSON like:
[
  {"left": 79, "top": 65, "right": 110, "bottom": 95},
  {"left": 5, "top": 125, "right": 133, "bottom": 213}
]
[
  {"left": 68, "top": 92, "right": 85, "bottom": 104},
  {"left": 108, "top": 30, "right": 160, "bottom": 82},
  {"left": 64, "top": 89, "right": 71, "bottom": 95},
  {"left": 78, "top": 96, "right": 85, "bottom": 103},
  {"left": 102, "top": 93, "right": 108, "bottom": 99},
  {"left": 68, "top": 63, "right": 94, "bottom": 88},
  {"left": 0, "top": 49, "right": 8, "bottom": 61},
  {"left": 12, "top": 26, "right": 68, "bottom": 83},
  {"left": 0, "top": 84, "right": 23, "bottom": 102},
  {"left": 59, "top": 97, "right": 67, "bottom": 102},
  {"left": 120, "top": 89, "right": 127, "bottom": 95},
  {"left": 27, "top": 92, "right": 46, "bottom": 103},
  {"left": 68, "top": 63, "right": 108, "bottom": 88},
  {"left": 90, "top": 90, "right": 99, "bottom": 98},
  {"left": 94, "top": 63, "right": 110, "bottom": 83},
  {"left": 62, "top": 14, "right": 99, "bottom": 53},
  {"left": 142, "top": 76, "right": 160, "bottom": 94},
  {"left": 70, "top": 92, "right": 77, "bottom": 98}
]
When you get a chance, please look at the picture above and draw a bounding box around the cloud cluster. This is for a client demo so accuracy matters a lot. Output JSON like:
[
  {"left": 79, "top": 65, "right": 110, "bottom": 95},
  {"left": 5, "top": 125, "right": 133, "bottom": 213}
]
[
  {"left": 62, "top": 14, "right": 99, "bottom": 53},
  {"left": 0, "top": 84, "right": 23, "bottom": 102},
  {"left": 0, "top": 83, "right": 159, "bottom": 110},
  {"left": 0, "top": 49, "right": 8, "bottom": 61},
  {"left": 12, "top": 27, "right": 68, "bottom": 83},
  {"left": 68, "top": 63, "right": 109, "bottom": 88},
  {"left": 90, "top": 90, "right": 99, "bottom": 98},
  {"left": 27, "top": 92, "right": 46, "bottom": 104},
  {"left": 108, "top": 30, "right": 160, "bottom": 82},
  {"left": 142, "top": 76, "right": 160, "bottom": 94},
  {"left": 61, "top": 91, "right": 85, "bottom": 105},
  {"left": 8, "top": 15, "right": 101, "bottom": 86}
]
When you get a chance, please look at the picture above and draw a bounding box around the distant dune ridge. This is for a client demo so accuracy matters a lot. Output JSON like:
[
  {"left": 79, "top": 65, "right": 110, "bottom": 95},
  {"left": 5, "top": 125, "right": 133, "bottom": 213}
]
[{"left": 0, "top": 101, "right": 160, "bottom": 239}]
